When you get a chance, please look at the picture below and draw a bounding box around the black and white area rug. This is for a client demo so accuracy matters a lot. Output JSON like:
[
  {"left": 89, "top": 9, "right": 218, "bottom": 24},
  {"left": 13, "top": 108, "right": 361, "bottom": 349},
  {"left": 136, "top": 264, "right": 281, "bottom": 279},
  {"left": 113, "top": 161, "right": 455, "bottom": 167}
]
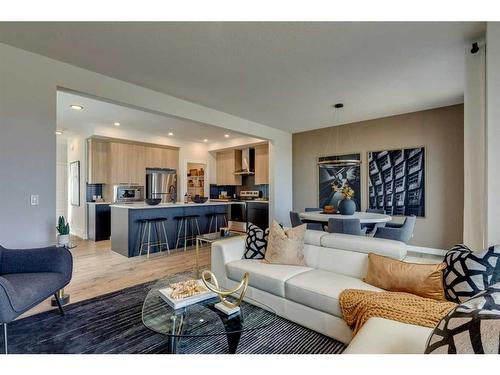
[{"left": 4, "top": 274, "right": 345, "bottom": 354}]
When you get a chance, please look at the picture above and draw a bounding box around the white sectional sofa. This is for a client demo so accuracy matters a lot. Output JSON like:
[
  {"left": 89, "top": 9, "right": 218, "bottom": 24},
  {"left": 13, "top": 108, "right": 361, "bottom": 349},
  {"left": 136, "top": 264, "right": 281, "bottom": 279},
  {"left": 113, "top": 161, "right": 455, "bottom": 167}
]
[{"left": 211, "top": 230, "right": 442, "bottom": 353}]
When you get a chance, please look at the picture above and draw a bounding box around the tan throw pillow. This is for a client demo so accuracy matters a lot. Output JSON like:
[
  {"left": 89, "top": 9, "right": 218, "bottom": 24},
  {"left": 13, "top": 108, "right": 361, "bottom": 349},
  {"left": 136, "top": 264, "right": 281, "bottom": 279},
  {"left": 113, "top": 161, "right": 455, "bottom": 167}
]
[
  {"left": 264, "top": 221, "right": 306, "bottom": 266},
  {"left": 363, "top": 253, "right": 447, "bottom": 301}
]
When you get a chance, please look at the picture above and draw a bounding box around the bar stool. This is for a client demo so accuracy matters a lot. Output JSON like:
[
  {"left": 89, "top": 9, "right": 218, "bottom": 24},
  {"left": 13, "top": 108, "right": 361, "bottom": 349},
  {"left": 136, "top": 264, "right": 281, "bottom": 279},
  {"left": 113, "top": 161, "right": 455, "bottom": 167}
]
[
  {"left": 174, "top": 215, "right": 201, "bottom": 251},
  {"left": 137, "top": 218, "right": 170, "bottom": 258},
  {"left": 206, "top": 212, "right": 228, "bottom": 233}
]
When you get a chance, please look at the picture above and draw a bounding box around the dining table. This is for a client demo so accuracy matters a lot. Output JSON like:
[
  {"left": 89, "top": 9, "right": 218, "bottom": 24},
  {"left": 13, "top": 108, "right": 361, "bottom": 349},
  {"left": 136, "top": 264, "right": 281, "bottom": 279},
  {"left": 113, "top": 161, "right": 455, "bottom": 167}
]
[{"left": 299, "top": 210, "right": 392, "bottom": 224}]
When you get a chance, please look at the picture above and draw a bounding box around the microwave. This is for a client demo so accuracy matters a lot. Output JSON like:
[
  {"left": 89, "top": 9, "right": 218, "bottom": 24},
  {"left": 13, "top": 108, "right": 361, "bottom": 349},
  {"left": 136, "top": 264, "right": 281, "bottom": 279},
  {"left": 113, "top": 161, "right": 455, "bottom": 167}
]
[{"left": 113, "top": 185, "right": 144, "bottom": 203}]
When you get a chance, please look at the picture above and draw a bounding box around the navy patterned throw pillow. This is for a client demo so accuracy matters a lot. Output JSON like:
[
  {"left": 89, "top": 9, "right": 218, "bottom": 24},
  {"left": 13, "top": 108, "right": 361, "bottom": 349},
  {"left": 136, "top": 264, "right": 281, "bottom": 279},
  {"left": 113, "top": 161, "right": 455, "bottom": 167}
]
[
  {"left": 244, "top": 223, "right": 269, "bottom": 259},
  {"left": 425, "top": 283, "right": 500, "bottom": 354},
  {"left": 444, "top": 244, "right": 500, "bottom": 303}
]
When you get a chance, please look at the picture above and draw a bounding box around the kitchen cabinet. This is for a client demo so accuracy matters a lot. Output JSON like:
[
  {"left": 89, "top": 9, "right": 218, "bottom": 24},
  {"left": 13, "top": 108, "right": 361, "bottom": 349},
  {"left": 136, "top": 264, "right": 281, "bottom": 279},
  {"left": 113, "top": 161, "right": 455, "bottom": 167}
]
[
  {"left": 216, "top": 149, "right": 242, "bottom": 186},
  {"left": 145, "top": 146, "right": 178, "bottom": 170},
  {"left": 87, "top": 138, "right": 109, "bottom": 184},
  {"left": 254, "top": 143, "right": 269, "bottom": 185},
  {"left": 88, "top": 137, "right": 180, "bottom": 191},
  {"left": 88, "top": 203, "right": 111, "bottom": 241}
]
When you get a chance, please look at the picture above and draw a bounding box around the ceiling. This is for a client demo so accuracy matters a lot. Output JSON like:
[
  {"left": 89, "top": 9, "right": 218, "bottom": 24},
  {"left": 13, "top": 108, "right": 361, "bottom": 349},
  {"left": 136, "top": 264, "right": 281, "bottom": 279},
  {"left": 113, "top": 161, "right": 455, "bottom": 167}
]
[
  {"left": 57, "top": 90, "right": 249, "bottom": 144},
  {"left": 1, "top": 22, "right": 485, "bottom": 133}
]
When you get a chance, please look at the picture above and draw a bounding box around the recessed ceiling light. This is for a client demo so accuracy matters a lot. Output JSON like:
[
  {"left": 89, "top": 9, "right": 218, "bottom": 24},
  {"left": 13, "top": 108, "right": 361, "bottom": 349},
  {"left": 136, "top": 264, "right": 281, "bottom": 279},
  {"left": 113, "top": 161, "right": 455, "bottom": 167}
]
[
  {"left": 55, "top": 130, "right": 63, "bottom": 135},
  {"left": 70, "top": 104, "right": 84, "bottom": 111},
  {"left": 168, "top": 132, "right": 174, "bottom": 136},
  {"left": 114, "top": 122, "right": 120, "bottom": 127},
  {"left": 224, "top": 134, "right": 230, "bottom": 138},
  {"left": 203, "top": 139, "right": 208, "bottom": 142}
]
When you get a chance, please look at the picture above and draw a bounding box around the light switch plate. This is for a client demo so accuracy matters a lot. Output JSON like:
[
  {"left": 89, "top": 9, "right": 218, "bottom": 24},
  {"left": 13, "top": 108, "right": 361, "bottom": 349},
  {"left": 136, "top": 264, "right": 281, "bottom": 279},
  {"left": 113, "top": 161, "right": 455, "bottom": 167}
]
[{"left": 30, "top": 194, "right": 39, "bottom": 206}]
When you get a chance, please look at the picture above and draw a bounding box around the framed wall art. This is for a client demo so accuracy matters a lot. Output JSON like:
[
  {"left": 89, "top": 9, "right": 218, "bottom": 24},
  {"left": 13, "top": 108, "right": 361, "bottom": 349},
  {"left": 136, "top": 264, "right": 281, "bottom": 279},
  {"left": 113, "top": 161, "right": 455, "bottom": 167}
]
[{"left": 367, "top": 147, "right": 425, "bottom": 217}]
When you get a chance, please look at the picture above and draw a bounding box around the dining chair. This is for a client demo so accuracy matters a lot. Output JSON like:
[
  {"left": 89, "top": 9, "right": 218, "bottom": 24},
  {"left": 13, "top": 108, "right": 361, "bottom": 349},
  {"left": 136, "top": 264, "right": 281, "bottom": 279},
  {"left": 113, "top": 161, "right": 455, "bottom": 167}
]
[
  {"left": 289, "top": 211, "right": 303, "bottom": 228},
  {"left": 363, "top": 208, "right": 387, "bottom": 234},
  {"left": 374, "top": 215, "right": 416, "bottom": 243},
  {"left": 327, "top": 218, "right": 367, "bottom": 236},
  {"left": 302, "top": 208, "right": 325, "bottom": 231}
]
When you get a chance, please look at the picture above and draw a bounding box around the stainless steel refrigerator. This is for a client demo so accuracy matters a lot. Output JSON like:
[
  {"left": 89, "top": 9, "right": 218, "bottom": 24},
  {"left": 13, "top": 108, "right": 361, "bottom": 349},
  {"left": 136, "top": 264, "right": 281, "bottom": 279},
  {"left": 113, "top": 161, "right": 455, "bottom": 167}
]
[{"left": 145, "top": 168, "right": 177, "bottom": 203}]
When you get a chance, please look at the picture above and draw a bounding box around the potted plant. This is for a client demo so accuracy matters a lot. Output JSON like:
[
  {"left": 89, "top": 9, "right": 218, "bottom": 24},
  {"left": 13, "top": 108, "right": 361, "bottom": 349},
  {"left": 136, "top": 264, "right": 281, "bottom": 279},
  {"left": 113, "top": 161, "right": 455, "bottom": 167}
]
[
  {"left": 56, "top": 216, "right": 70, "bottom": 246},
  {"left": 336, "top": 185, "right": 356, "bottom": 215}
]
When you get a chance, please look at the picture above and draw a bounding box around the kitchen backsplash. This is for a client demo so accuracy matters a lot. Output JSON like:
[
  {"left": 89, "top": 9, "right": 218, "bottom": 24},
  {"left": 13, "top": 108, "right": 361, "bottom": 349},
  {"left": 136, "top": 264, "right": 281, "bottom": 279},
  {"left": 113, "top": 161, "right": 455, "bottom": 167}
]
[{"left": 210, "top": 175, "right": 269, "bottom": 199}]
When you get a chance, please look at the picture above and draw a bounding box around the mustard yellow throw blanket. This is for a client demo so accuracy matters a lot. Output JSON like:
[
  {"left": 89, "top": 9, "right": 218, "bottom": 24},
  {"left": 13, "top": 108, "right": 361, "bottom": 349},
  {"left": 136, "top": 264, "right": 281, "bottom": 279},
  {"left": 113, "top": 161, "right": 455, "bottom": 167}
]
[{"left": 339, "top": 289, "right": 457, "bottom": 335}]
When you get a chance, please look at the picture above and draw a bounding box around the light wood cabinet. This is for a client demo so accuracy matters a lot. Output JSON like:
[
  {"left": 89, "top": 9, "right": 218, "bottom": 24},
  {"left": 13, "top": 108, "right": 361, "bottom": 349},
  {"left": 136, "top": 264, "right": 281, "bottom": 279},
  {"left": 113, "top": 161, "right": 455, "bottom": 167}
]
[
  {"left": 216, "top": 149, "right": 242, "bottom": 186},
  {"left": 87, "top": 138, "right": 110, "bottom": 184},
  {"left": 87, "top": 137, "right": 180, "bottom": 200},
  {"left": 145, "top": 146, "right": 178, "bottom": 170},
  {"left": 254, "top": 143, "right": 269, "bottom": 185}
]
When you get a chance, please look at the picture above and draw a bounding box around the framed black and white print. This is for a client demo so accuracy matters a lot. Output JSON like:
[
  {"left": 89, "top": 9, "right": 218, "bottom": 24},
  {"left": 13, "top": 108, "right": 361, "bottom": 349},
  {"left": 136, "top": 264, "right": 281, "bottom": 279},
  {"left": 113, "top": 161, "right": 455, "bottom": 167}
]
[
  {"left": 70, "top": 161, "right": 80, "bottom": 207},
  {"left": 367, "top": 147, "right": 425, "bottom": 217},
  {"left": 318, "top": 153, "right": 361, "bottom": 210}
]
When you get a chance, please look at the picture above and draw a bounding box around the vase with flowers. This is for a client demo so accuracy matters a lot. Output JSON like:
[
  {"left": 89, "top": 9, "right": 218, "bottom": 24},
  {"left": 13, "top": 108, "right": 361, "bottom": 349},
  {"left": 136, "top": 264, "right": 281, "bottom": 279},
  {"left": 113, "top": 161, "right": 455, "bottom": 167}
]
[{"left": 336, "top": 185, "right": 356, "bottom": 215}]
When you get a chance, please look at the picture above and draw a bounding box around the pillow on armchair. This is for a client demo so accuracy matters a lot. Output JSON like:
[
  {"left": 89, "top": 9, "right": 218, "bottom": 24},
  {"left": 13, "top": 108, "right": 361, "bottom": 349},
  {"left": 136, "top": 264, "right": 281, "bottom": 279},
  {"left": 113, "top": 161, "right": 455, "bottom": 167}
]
[
  {"left": 425, "top": 283, "right": 500, "bottom": 354},
  {"left": 444, "top": 244, "right": 500, "bottom": 303}
]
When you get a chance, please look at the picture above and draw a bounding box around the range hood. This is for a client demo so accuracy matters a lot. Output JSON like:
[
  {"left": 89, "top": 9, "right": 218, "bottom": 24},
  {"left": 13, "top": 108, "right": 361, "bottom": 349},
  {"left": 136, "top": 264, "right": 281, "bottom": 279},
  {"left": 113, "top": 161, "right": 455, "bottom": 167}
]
[{"left": 234, "top": 148, "right": 255, "bottom": 175}]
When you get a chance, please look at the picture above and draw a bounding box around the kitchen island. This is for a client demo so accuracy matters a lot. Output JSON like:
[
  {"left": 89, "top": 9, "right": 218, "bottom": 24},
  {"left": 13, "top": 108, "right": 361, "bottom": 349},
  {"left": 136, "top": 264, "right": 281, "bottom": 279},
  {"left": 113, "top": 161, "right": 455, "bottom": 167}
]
[{"left": 110, "top": 201, "right": 229, "bottom": 257}]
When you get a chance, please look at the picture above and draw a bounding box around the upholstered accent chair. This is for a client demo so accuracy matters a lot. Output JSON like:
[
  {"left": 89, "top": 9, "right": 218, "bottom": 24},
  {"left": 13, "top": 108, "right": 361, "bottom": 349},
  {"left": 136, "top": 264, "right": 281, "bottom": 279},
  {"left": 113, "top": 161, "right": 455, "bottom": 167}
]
[
  {"left": 327, "top": 218, "right": 367, "bottom": 236},
  {"left": 374, "top": 215, "right": 416, "bottom": 243},
  {"left": 0, "top": 245, "right": 73, "bottom": 354}
]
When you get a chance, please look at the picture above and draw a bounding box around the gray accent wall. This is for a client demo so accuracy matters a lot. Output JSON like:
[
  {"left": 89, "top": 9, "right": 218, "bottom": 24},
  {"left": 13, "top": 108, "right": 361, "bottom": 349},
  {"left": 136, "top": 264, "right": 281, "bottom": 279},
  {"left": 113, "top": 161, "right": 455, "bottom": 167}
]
[{"left": 293, "top": 105, "right": 464, "bottom": 250}]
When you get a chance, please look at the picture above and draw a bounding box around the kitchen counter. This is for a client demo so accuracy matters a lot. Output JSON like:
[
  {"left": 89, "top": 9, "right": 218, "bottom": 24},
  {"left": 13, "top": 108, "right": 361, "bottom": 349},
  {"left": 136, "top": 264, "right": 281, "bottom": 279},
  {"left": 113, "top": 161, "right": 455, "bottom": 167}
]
[
  {"left": 87, "top": 201, "right": 112, "bottom": 205},
  {"left": 110, "top": 201, "right": 230, "bottom": 209},
  {"left": 110, "top": 201, "right": 229, "bottom": 257}
]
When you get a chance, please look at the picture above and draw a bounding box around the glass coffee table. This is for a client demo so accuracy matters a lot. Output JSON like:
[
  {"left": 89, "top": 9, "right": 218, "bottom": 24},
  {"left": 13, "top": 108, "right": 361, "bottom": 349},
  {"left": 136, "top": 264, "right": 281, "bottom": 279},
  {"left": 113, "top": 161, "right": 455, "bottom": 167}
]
[{"left": 142, "top": 275, "right": 277, "bottom": 354}]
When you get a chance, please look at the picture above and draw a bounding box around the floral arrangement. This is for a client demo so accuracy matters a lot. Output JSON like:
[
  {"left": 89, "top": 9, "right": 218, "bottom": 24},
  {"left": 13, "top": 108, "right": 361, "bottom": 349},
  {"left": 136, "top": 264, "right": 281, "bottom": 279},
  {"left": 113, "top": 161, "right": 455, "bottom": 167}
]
[
  {"left": 340, "top": 185, "right": 355, "bottom": 200},
  {"left": 332, "top": 183, "right": 354, "bottom": 200}
]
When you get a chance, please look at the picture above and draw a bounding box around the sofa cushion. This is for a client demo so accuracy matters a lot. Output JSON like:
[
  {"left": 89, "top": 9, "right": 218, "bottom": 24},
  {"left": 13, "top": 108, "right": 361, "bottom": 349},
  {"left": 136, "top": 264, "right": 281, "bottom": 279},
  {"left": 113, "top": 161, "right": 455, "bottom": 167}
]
[
  {"left": 344, "top": 317, "right": 433, "bottom": 354},
  {"left": 226, "top": 259, "right": 312, "bottom": 297},
  {"left": 444, "top": 244, "right": 500, "bottom": 303},
  {"left": 244, "top": 223, "right": 269, "bottom": 259},
  {"left": 364, "top": 253, "right": 447, "bottom": 301},
  {"left": 285, "top": 269, "right": 382, "bottom": 317},
  {"left": 0, "top": 272, "right": 66, "bottom": 312},
  {"left": 320, "top": 233, "right": 407, "bottom": 260},
  {"left": 425, "top": 283, "right": 500, "bottom": 354}
]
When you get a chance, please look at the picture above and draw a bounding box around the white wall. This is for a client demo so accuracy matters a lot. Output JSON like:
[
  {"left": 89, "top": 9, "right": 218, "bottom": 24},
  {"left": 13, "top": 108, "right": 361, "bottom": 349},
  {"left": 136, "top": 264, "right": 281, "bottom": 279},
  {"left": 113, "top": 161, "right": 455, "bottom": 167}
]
[
  {"left": 486, "top": 22, "right": 500, "bottom": 247},
  {"left": 67, "top": 135, "right": 87, "bottom": 239},
  {"left": 0, "top": 42, "right": 292, "bottom": 246},
  {"left": 463, "top": 41, "right": 487, "bottom": 250},
  {"left": 55, "top": 140, "right": 68, "bottom": 222}
]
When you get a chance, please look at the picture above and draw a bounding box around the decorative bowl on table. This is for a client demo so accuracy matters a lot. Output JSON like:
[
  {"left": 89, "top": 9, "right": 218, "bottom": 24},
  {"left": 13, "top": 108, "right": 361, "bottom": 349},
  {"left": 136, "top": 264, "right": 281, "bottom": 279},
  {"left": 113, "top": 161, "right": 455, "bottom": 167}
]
[
  {"left": 193, "top": 195, "right": 208, "bottom": 204},
  {"left": 322, "top": 205, "right": 337, "bottom": 214},
  {"left": 145, "top": 198, "right": 162, "bottom": 206}
]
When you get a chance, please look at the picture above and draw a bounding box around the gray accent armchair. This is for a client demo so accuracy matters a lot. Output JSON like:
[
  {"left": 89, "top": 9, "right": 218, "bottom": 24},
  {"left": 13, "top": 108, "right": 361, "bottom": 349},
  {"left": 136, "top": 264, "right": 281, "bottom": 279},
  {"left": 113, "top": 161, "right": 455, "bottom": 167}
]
[
  {"left": 327, "top": 218, "right": 367, "bottom": 236},
  {"left": 374, "top": 215, "right": 416, "bottom": 243},
  {"left": 0, "top": 245, "right": 73, "bottom": 354}
]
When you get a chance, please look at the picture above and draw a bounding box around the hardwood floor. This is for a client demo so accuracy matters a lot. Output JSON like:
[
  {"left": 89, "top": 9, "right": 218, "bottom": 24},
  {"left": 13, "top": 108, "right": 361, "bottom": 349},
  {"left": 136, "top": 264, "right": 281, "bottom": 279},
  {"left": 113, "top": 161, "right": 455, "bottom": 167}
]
[{"left": 20, "top": 236, "right": 212, "bottom": 318}]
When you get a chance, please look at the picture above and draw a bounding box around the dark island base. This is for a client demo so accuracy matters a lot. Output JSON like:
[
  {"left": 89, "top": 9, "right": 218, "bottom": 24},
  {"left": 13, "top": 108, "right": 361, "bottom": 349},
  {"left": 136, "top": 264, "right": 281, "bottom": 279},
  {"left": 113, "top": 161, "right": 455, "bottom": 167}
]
[{"left": 111, "top": 204, "right": 228, "bottom": 257}]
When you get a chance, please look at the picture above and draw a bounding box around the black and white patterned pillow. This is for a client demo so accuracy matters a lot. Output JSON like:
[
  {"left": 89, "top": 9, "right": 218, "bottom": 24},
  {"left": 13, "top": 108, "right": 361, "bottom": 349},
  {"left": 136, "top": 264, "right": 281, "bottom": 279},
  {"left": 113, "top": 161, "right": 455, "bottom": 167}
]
[
  {"left": 244, "top": 223, "right": 269, "bottom": 259},
  {"left": 444, "top": 244, "right": 500, "bottom": 303},
  {"left": 425, "top": 283, "right": 500, "bottom": 354}
]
